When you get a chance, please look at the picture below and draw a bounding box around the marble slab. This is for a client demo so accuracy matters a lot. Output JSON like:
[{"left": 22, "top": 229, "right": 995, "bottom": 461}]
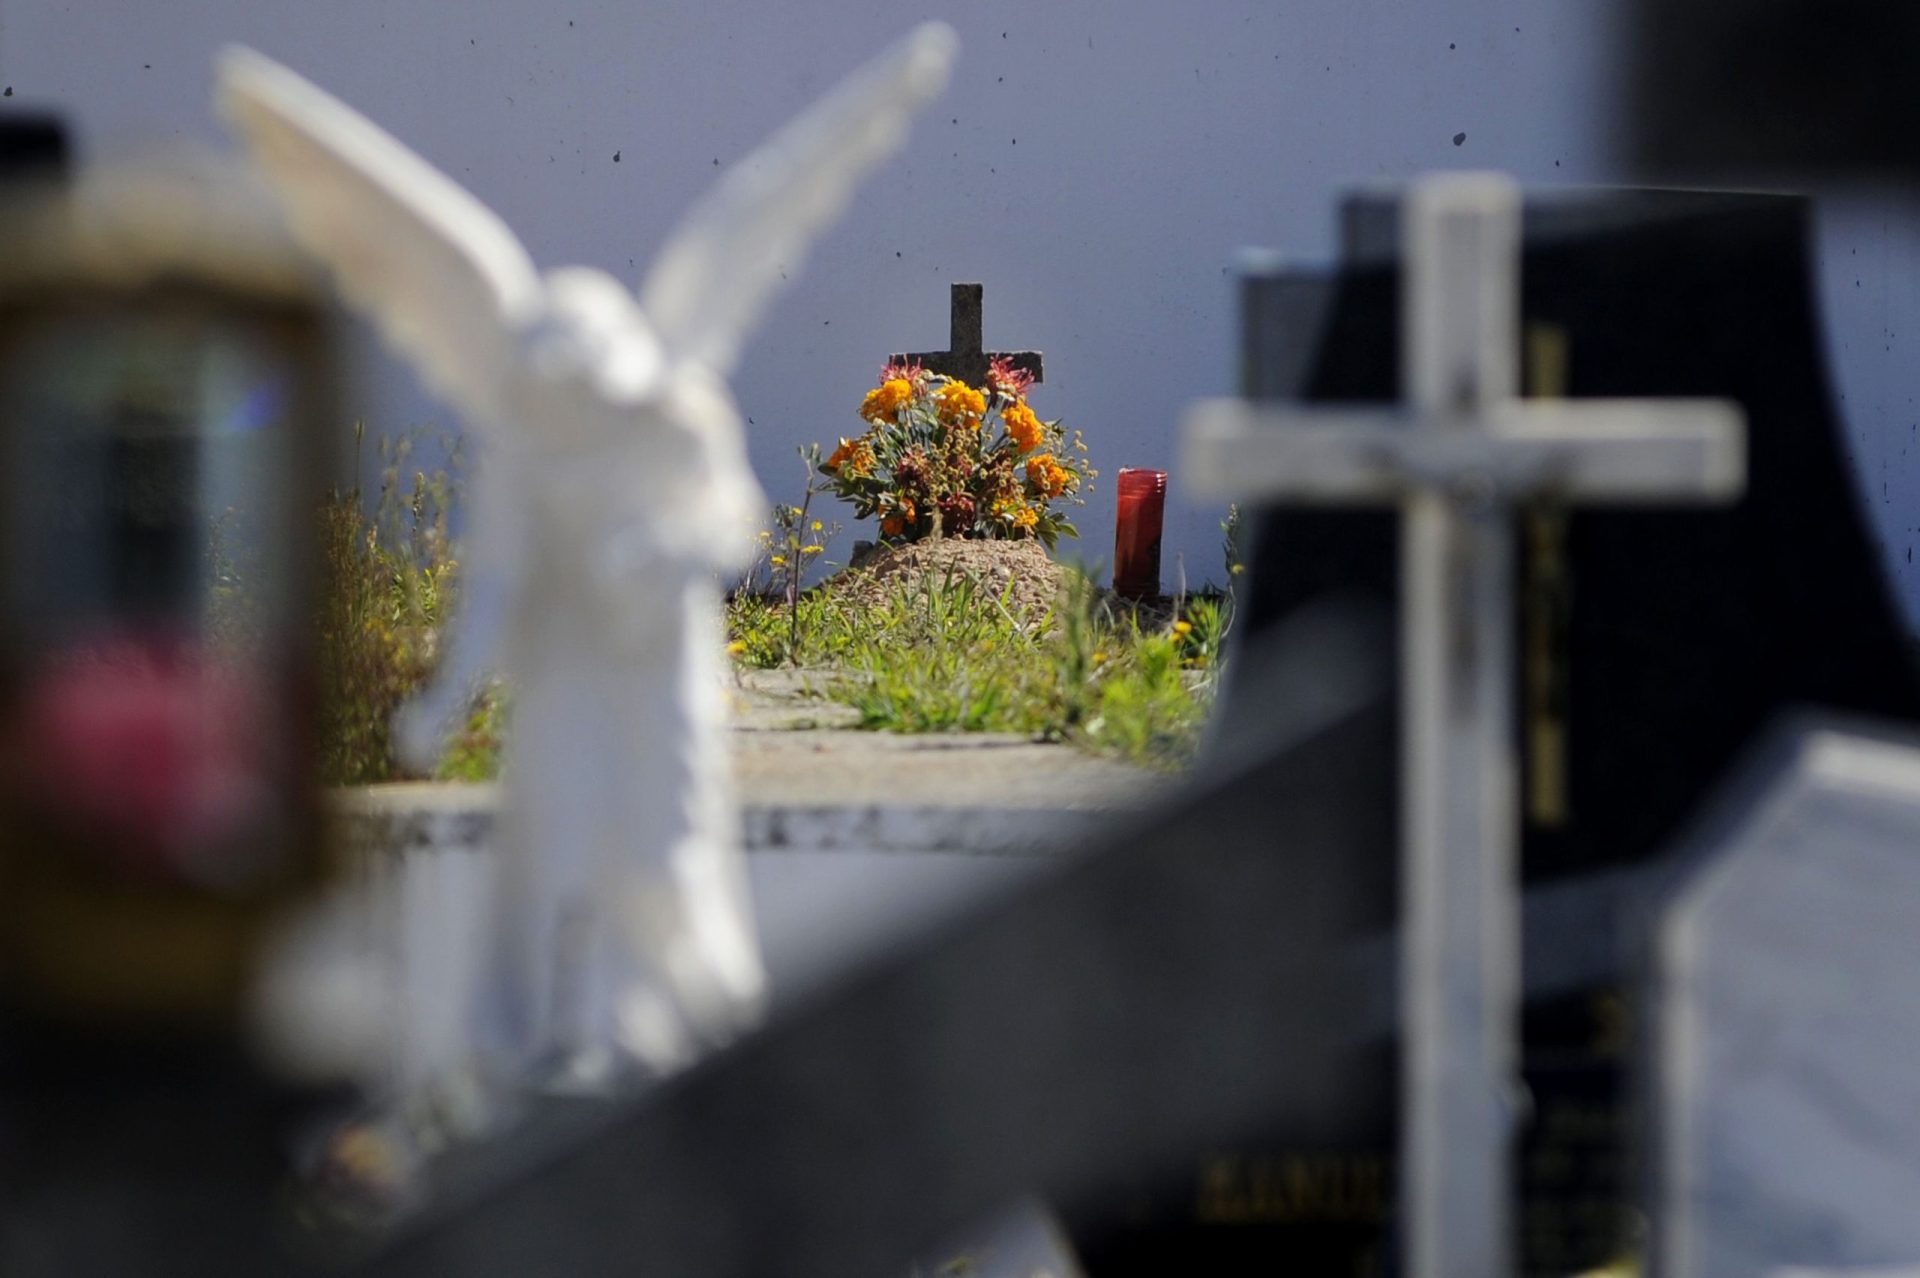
[{"left": 1656, "top": 722, "right": 1920, "bottom": 1278}]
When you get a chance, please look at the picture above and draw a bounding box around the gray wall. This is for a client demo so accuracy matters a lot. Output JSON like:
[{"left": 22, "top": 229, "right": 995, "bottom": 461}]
[{"left": 6, "top": 0, "right": 1918, "bottom": 621}]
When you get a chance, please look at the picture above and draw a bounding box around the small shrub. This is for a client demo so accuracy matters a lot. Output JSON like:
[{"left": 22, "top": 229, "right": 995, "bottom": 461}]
[
  {"left": 312, "top": 428, "right": 491, "bottom": 785},
  {"left": 727, "top": 450, "right": 844, "bottom": 668}
]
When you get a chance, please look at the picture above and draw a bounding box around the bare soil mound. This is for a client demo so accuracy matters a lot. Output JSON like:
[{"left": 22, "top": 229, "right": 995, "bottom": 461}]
[{"left": 827, "top": 538, "right": 1069, "bottom": 622}]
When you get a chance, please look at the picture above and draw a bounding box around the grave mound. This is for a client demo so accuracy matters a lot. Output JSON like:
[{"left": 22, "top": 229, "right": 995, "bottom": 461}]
[{"left": 834, "top": 537, "right": 1066, "bottom": 622}]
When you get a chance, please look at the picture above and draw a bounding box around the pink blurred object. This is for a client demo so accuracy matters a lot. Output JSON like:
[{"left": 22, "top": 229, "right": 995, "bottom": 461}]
[
  {"left": 7, "top": 633, "right": 278, "bottom": 884},
  {"left": 1113, "top": 467, "right": 1168, "bottom": 600}
]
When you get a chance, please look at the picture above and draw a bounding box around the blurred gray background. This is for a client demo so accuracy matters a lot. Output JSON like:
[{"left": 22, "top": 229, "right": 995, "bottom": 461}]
[{"left": 7, "top": 0, "right": 1918, "bottom": 615}]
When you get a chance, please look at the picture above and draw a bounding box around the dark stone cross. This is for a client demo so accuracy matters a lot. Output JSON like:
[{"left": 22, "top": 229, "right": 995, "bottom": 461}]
[{"left": 891, "top": 282, "right": 1043, "bottom": 389}]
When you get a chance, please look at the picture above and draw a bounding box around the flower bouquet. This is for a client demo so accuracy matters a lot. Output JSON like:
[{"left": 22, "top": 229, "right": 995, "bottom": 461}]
[{"left": 818, "top": 358, "right": 1094, "bottom": 550}]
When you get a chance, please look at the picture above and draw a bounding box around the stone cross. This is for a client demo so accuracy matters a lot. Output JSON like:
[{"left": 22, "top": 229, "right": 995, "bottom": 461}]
[
  {"left": 1180, "top": 172, "right": 1746, "bottom": 1278},
  {"left": 892, "top": 282, "right": 1042, "bottom": 389}
]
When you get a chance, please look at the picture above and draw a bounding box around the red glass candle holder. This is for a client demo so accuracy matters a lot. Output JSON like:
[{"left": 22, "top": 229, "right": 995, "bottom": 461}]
[{"left": 1113, "top": 468, "right": 1167, "bottom": 600}]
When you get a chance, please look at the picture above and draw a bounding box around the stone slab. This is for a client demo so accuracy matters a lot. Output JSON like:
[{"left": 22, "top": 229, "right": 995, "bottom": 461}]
[
  {"left": 1656, "top": 721, "right": 1920, "bottom": 1278},
  {"left": 727, "top": 667, "right": 1163, "bottom": 813},
  {"left": 328, "top": 698, "right": 1164, "bottom": 1019}
]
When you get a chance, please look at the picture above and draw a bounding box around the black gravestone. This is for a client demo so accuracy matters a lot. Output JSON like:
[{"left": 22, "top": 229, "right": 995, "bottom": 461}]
[
  {"left": 1212, "top": 187, "right": 1920, "bottom": 1275},
  {"left": 336, "top": 619, "right": 1674, "bottom": 1278},
  {"left": 354, "top": 618, "right": 1400, "bottom": 1278},
  {"left": 1628, "top": 1, "right": 1920, "bottom": 179},
  {"left": 0, "top": 116, "right": 67, "bottom": 183},
  {"left": 1234, "top": 188, "right": 1920, "bottom": 887}
]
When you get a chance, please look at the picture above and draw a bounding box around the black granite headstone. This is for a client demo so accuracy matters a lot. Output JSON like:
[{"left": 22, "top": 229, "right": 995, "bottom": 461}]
[
  {"left": 353, "top": 611, "right": 1398, "bottom": 1278},
  {"left": 1232, "top": 188, "right": 1920, "bottom": 886},
  {"left": 1628, "top": 1, "right": 1920, "bottom": 179},
  {"left": 1205, "top": 186, "right": 1920, "bottom": 1275},
  {"left": 0, "top": 116, "right": 67, "bottom": 184}
]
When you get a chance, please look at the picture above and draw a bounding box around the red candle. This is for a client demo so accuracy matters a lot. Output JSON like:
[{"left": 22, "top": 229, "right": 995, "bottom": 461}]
[{"left": 1113, "top": 468, "right": 1167, "bottom": 600}]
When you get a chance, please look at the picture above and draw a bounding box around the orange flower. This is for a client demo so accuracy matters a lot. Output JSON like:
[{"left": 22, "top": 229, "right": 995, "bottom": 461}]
[
  {"left": 1002, "top": 399, "right": 1044, "bottom": 453},
  {"left": 934, "top": 380, "right": 987, "bottom": 429},
  {"left": 825, "top": 437, "right": 854, "bottom": 470},
  {"left": 860, "top": 378, "right": 915, "bottom": 425},
  {"left": 1025, "top": 452, "right": 1073, "bottom": 497},
  {"left": 881, "top": 514, "right": 906, "bottom": 537},
  {"left": 1011, "top": 505, "right": 1039, "bottom": 532},
  {"left": 843, "top": 440, "right": 876, "bottom": 478}
]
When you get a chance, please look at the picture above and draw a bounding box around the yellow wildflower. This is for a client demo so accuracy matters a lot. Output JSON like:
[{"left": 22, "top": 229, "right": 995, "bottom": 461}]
[
  {"left": 726, "top": 640, "right": 747, "bottom": 656},
  {"left": 811, "top": 520, "right": 823, "bottom": 531},
  {"left": 1092, "top": 650, "right": 1108, "bottom": 665},
  {"left": 1172, "top": 620, "right": 1193, "bottom": 637},
  {"left": 771, "top": 555, "right": 786, "bottom": 566},
  {"left": 934, "top": 380, "right": 987, "bottom": 429},
  {"left": 800, "top": 544, "right": 824, "bottom": 554},
  {"left": 1011, "top": 505, "right": 1039, "bottom": 531},
  {"left": 1003, "top": 399, "right": 1044, "bottom": 453},
  {"left": 860, "top": 378, "right": 915, "bottom": 424}
]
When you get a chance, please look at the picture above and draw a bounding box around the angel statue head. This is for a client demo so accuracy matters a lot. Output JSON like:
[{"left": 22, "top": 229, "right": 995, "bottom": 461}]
[{"left": 217, "top": 27, "right": 959, "bottom": 1087}]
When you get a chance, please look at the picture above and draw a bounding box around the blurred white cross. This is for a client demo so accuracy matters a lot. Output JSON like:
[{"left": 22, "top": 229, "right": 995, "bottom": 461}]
[{"left": 1181, "top": 172, "right": 1745, "bottom": 1278}]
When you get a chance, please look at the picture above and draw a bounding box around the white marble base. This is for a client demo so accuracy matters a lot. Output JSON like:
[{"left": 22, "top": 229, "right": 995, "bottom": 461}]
[{"left": 317, "top": 783, "right": 1115, "bottom": 1099}]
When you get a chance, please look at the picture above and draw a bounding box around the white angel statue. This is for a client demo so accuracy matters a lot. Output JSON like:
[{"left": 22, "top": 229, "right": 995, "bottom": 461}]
[{"left": 219, "top": 25, "right": 957, "bottom": 1092}]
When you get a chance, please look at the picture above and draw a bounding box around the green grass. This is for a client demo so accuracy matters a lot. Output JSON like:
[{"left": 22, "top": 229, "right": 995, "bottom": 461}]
[{"left": 726, "top": 565, "right": 1229, "bottom": 772}]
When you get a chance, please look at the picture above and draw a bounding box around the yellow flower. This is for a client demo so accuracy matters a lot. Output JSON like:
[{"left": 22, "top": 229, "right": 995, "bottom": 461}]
[
  {"left": 1172, "top": 620, "right": 1193, "bottom": 637},
  {"left": 1003, "top": 399, "right": 1044, "bottom": 453},
  {"left": 811, "top": 520, "right": 823, "bottom": 531},
  {"left": 860, "top": 378, "right": 915, "bottom": 424},
  {"left": 1011, "top": 505, "right": 1039, "bottom": 531},
  {"left": 800, "top": 544, "right": 823, "bottom": 554},
  {"left": 771, "top": 555, "right": 787, "bottom": 566},
  {"left": 726, "top": 640, "right": 747, "bottom": 656},
  {"left": 934, "top": 380, "right": 987, "bottom": 429},
  {"left": 1092, "top": 650, "right": 1108, "bottom": 665}
]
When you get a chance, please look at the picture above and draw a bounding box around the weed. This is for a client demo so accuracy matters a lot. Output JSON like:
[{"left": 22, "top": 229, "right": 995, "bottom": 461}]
[{"left": 312, "top": 427, "right": 496, "bottom": 785}]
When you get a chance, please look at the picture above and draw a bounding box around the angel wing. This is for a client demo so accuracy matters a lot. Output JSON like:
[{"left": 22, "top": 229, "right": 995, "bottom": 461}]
[
  {"left": 637, "top": 21, "right": 958, "bottom": 376},
  {"left": 216, "top": 46, "right": 543, "bottom": 430}
]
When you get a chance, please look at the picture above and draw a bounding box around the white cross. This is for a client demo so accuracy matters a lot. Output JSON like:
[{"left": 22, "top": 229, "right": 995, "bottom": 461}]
[{"left": 1180, "top": 172, "right": 1745, "bottom": 1278}]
